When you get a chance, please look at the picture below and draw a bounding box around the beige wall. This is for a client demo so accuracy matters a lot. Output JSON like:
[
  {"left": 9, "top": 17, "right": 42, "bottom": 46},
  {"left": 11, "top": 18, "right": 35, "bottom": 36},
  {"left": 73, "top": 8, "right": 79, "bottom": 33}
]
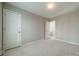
[
  {"left": 52, "top": 9, "right": 79, "bottom": 44},
  {"left": 0, "top": 2, "right": 2, "bottom": 55},
  {"left": 3, "top": 3, "right": 47, "bottom": 44}
]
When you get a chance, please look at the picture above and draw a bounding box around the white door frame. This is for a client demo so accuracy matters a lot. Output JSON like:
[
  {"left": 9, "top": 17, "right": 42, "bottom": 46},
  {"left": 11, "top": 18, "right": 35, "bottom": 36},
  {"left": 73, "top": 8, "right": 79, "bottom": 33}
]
[{"left": 3, "top": 8, "right": 22, "bottom": 50}]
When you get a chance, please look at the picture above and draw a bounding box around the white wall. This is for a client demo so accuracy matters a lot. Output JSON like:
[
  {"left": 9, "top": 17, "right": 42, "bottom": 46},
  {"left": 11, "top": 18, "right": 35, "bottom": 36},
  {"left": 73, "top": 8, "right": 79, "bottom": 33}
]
[
  {"left": 3, "top": 3, "right": 47, "bottom": 44},
  {"left": 0, "top": 2, "right": 2, "bottom": 55},
  {"left": 52, "top": 9, "right": 79, "bottom": 44}
]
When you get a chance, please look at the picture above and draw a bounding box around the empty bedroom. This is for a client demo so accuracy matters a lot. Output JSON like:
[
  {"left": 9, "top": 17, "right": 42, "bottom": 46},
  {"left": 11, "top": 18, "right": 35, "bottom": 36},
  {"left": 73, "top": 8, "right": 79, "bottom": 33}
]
[{"left": 0, "top": 2, "right": 79, "bottom": 56}]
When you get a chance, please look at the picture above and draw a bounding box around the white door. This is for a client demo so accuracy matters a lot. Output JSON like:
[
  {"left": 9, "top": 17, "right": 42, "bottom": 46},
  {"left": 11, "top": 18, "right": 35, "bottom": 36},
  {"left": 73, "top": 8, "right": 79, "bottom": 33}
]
[
  {"left": 3, "top": 9, "right": 21, "bottom": 50},
  {"left": 45, "top": 20, "right": 56, "bottom": 39},
  {"left": 49, "top": 20, "right": 56, "bottom": 39},
  {"left": 45, "top": 21, "right": 50, "bottom": 39}
]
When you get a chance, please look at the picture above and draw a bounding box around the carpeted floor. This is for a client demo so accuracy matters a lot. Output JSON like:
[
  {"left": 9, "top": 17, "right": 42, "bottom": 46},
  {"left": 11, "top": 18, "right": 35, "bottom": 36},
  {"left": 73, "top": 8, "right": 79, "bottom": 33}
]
[{"left": 3, "top": 39, "right": 79, "bottom": 56}]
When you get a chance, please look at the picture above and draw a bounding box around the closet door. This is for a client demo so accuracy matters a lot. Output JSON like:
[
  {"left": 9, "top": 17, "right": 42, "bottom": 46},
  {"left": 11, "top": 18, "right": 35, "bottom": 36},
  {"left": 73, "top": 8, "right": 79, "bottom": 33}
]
[{"left": 3, "top": 9, "right": 21, "bottom": 50}]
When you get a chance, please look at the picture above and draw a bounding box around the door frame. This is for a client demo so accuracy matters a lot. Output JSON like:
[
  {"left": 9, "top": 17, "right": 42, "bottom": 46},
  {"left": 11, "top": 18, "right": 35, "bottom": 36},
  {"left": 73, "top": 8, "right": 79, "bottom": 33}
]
[{"left": 3, "top": 8, "right": 22, "bottom": 50}]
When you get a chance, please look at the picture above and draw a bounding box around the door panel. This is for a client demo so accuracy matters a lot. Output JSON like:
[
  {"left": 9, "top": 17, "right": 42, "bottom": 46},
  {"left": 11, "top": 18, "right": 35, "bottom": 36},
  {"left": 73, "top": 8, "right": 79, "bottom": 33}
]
[
  {"left": 45, "top": 21, "right": 50, "bottom": 39},
  {"left": 3, "top": 9, "right": 21, "bottom": 50}
]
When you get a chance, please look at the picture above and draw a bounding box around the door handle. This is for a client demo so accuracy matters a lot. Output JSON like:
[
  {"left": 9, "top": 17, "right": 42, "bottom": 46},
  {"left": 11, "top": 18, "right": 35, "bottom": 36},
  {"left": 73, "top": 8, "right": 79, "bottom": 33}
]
[{"left": 18, "top": 31, "right": 21, "bottom": 33}]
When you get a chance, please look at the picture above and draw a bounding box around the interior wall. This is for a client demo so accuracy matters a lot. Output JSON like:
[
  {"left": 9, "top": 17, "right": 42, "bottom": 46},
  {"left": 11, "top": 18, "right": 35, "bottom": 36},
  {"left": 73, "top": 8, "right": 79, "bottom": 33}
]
[
  {"left": 3, "top": 3, "right": 47, "bottom": 44},
  {"left": 51, "top": 9, "right": 79, "bottom": 44},
  {"left": 0, "top": 2, "right": 2, "bottom": 55}
]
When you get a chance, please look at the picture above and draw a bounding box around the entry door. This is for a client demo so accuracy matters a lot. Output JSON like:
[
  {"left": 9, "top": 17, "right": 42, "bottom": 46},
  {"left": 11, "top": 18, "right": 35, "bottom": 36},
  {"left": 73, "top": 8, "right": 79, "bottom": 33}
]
[{"left": 3, "top": 9, "right": 21, "bottom": 50}]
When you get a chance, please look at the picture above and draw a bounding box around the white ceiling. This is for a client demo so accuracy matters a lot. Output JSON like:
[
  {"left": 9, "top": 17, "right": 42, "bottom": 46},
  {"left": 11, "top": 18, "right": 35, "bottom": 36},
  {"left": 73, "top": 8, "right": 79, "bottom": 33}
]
[{"left": 7, "top": 2, "right": 79, "bottom": 18}]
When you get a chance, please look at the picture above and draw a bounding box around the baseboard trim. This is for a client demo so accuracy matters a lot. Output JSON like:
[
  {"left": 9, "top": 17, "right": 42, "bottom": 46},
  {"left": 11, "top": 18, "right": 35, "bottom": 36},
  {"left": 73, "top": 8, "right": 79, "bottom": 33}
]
[{"left": 50, "top": 38, "right": 79, "bottom": 46}]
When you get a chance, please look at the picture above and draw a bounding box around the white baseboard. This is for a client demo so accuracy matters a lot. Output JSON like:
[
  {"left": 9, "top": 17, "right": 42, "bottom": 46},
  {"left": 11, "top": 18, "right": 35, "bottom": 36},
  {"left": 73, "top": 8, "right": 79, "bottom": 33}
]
[{"left": 50, "top": 37, "right": 79, "bottom": 46}]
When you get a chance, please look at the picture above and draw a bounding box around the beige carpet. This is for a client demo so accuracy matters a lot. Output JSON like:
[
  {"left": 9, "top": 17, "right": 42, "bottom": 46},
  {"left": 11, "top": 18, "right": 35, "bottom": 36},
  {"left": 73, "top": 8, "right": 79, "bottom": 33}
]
[{"left": 3, "top": 39, "right": 79, "bottom": 56}]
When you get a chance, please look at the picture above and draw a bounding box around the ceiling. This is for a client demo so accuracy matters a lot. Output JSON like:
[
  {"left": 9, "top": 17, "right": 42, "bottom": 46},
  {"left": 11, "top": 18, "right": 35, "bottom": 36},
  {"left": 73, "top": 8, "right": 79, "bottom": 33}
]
[{"left": 7, "top": 2, "right": 79, "bottom": 18}]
